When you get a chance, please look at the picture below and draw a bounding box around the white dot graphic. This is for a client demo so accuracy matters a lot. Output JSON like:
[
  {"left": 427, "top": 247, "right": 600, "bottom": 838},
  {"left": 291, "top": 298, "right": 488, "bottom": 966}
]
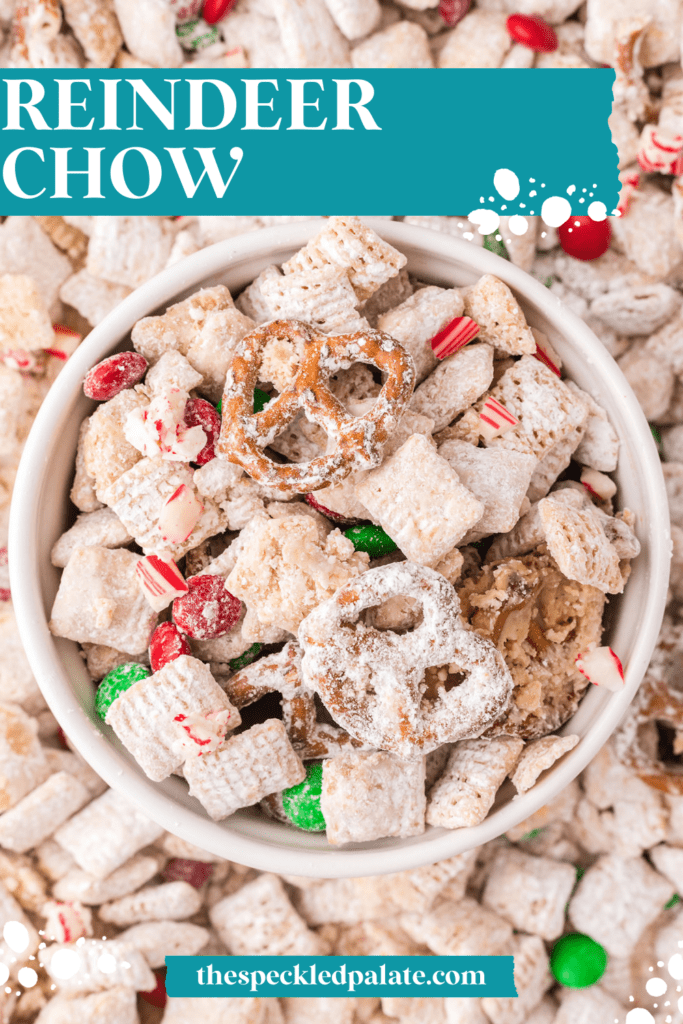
[
  {"left": 588, "top": 201, "right": 607, "bottom": 221},
  {"left": 468, "top": 210, "right": 500, "bottom": 235},
  {"left": 668, "top": 954, "right": 683, "bottom": 980},
  {"left": 626, "top": 1010, "right": 655, "bottom": 1024},
  {"left": 97, "top": 953, "right": 117, "bottom": 974},
  {"left": 50, "top": 949, "right": 81, "bottom": 980},
  {"left": 508, "top": 216, "right": 529, "bottom": 236},
  {"left": 17, "top": 967, "right": 37, "bottom": 988},
  {"left": 3, "top": 922, "right": 28, "bottom": 954},
  {"left": 567, "top": 184, "right": 576, "bottom": 195},
  {"left": 541, "top": 197, "right": 571, "bottom": 227},
  {"left": 647, "top": 978, "right": 667, "bottom": 997},
  {"left": 493, "top": 169, "right": 520, "bottom": 201}
]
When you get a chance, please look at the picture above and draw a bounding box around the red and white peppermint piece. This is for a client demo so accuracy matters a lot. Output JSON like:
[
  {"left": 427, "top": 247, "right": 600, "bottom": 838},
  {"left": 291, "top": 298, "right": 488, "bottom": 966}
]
[
  {"left": 125, "top": 387, "right": 206, "bottom": 462},
  {"left": 47, "top": 324, "right": 81, "bottom": 361},
  {"left": 575, "top": 646, "right": 624, "bottom": 692},
  {"left": 430, "top": 316, "right": 480, "bottom": 360},
  {"left": 183, "top": 397, "right": 221, "bottom": 466},
  {"left": 83, "top": 351, "right": 148, "bottom": 401},
  {"left": 531, "top": 328, "right": 562, "bottom": 377},
  {"left": 158, "top": 484, "right": 204, "bottom": 544},
  {"left": 2, "top": 349, "right": 37, "bottom": 372},
  {"left": 136, "top": 552, "right": 189, "bottom": 612},
  {"left": 149, "top": 621, "right": 192, "bottom": 673},
  {"left": 42, "top": 900, "right": 92, "bottom": 944},
  {"left": 638, "top": 125, "right": 683, "bottom": 175},
  {"left": 478, "top": 396, "right": 518, "bottom": 441},
  {"left": 162, "top": 858, "right": 214, "bottom": 888},
  {"left": 174, "top": 708, "right": 232, "bottom": 756},
  {"left": 581, "top": 467, "right": 617, "bottom": 502},
  {"left": 172, "top": 574, "right": 241, "bottom": 639},
  {"left": 616, "top": 169, "right": 640, "bottom": 218},
  {"left": 304, "top": 492, "right": 361, "bottom": 525}
]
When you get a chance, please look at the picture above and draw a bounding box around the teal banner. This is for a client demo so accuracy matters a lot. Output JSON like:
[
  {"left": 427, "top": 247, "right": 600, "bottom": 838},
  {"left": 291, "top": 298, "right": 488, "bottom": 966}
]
[
  {"left": 0, "top": 69, "right": 618, "bottom": 216},
  {"left": 165, "top": 955, "right": 517, "bottom": 999}
]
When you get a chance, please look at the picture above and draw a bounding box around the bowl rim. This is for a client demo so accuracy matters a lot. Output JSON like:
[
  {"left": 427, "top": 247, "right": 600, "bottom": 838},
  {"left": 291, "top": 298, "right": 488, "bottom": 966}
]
[{"left": 9, "top": 219, "right": 671, "bottom": 877}]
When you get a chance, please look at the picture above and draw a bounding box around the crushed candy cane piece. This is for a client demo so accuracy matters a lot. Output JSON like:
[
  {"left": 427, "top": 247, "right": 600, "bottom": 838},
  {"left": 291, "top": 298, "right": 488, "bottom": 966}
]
[
  {"left": 616, "top": 170, "right": 640, "bottom": 218},
  {"left": 83, "top": 351, "right": 148, "bottom": 401},
  {"left": 174, "top": 708, "right": 232, "bottom": 756},
  {"left": 184, "top": 398, "right": 221, "bottom": 466},
  {"left": 478, "top": 396, "right": 518, "bottom": 441},
  {"left": 2, "top": 349, "right": 37, "bottom": 371},
  {"left": 136, "top": 552, "right": 189, "bottom": 612},
  {"left": 48, "top": 325, "right": 82, "bottom": 360},
  {"left": 42, "top": 900, "right": 92, "bottom": 944},
  {"left": 124, "top": 387, "right": 206, "bottom": 462},
  {"left": 581, "top": 467, "right": 617, "bottom": 501},
  {"left": 638, "top": 125, "right": 683, "bottom": 175},
  {"left": 531, "top": 328, "right": 562, "bottom": 377},
  {"left": 430, "top": 316, "right": 480, "bottom": 360},
  {"left": 575, "top": 646, "right": 624, "bottom": 691},
  {"left": 158, "top": 484, "right": 204, "bottom": 544},
  {"left": 149, "top": 622, "right": 192, "bottom": 672}
]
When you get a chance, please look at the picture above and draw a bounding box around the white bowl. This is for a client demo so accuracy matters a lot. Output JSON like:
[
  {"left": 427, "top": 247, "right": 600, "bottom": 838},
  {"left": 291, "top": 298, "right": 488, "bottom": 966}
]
[{"left": 9, "top": 220, "right": 670, "bottom": 877}]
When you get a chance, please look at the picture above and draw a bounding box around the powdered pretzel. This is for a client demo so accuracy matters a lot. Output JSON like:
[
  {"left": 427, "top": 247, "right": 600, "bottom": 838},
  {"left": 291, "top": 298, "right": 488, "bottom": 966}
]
[
  {"left": 298, "top": 562, "right": 514, "bottom": 760},
  {"left": 224, "top": 641, "right": 365, "bottom": 760},
  {"left": 216, "top": 319, "right": 415, "bottom": 494},
  {"left": 614, "top": 677, "right": 683, "bottom": 795}
]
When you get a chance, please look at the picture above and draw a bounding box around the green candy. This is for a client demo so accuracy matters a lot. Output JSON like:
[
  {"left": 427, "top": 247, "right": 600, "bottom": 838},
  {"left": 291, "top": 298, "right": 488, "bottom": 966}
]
[
  {"left": 254, "top": 388, "right": 272, "bottom": 414},
  {"left": 665, "top": 892, "right": 681, "bottom": 909},
  {"left": 344, "top": 524, "right": 397, "bottom": 558},
  {"left": 228, "top": 644, "right": 262, "bottom": 673},
  {"left": 95, "top": 663, "right": 151, "bottom": 722},
  {"left": 550, "top": 933, "right": 607, "bottom": 989},
  {"left": 282, "top": 762, "right": 326, "bottom": 832},
  {"left": 483, "top": 232, "right": 510, "bottom": 261},
  {"left": 216, "top": 400, "right": 222, "bottom": 416}
]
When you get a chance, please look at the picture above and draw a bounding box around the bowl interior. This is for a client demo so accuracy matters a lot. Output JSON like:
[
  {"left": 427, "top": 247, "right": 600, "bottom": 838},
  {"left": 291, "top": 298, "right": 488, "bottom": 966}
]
[{"left": 9, "top": 220, "right": 670, "bottom": 877}]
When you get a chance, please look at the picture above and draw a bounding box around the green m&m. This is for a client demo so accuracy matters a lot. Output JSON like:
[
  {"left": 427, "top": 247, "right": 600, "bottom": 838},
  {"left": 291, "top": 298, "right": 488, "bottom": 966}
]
[
  {"left": 217, "top": 389, "right": 271, "bottom": 417},
  {"left": 95, "top": 663, "right": 151, "bottom": 722},
  {"left": 550, "top": 933, "right": 607, "bottom": 988},
  {"left": 228, "top": 643, "right": 262, "bottom": 673},
  {"left": 344, "top": 524, "right": 397, "bottom": 558},
  {"left": 282, "top": 762, "right": 326, "bottom": 832}
]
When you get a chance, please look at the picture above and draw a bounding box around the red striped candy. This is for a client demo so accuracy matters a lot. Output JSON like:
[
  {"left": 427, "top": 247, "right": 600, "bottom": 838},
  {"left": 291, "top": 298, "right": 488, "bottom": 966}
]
[
  {"left": 201, "top": 0, "right": 236, "bottom": 23},
  {"left": 184, "top": 397, "right": 221, "bottom": 465},
  {"left": 173, "top": 574, "right": 241, "bottom": 640},
  {"left": 83, "top": 352, "right": 148, "bottom": 401},
  {"left": 149, "top": 622, "right": 192, "bottom": 673},
  {"left": 575, "top": 646, "right": 624, "bottom": 691},
  {"left": 558, "top": 216, "right": 611, "bottom": 261},
  {"left": 439, "top": 0, "right": 470, "bottom": 27},
  {"left": 158, "top": 484, "right": 204, "bottom": 545},
  {"left": 506, "top": 13, "right": 557, "bottom": 52},
  {"left": 136, "top": 553, "right": 189, "bottom": 612},
  {"left": 533, "top": 342, "right": 561, "bottom": 378},
  {"left": 430, "top": 316, "right": 480, "bottom": 360},
  {"left": 478, "top": 397, "right": 518, "bottom": 441}
]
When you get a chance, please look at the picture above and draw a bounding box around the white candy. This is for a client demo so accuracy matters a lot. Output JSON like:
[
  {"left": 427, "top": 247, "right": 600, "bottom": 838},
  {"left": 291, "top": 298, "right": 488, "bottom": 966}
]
[
  {"left": 478, "top": 396, "right": 518, "bottom": 441},
  {"left": 580, "top": 467, "right": 617, "bottom": 501},
  {"left": 124, "top": 387, "right": 206, "bottom": 462},
  {"left": 42, "top": 900, "right": 92, "bottom": 944},
  {"left": 135, "top": 552, "right": 188, "bottom": 612},
  {"left": 174, "top": 708, "right": 232, "bottom": 757},
  {"left": 158, "top": 483, "right": 204, "bottom": 544},
  {"left": 575, "top": 646, "right": 625, "bottom": 692}
]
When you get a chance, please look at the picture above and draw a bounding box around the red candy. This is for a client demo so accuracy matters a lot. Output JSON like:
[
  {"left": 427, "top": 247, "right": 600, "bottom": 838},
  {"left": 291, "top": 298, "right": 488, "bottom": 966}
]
[
  {"left": 558, "top": 216, "right": 611, "bottom": 261},
  {"left": 140, "top": 970, "right": 167, "bottom": 1009},
  {"left": 304, "top": 493, "right": 360, "bottom": 526},
  {"left": 201, "top": 0, "right": 236, "bottom": 24},
  {"left": 438, "top": 0, "right": 470, "bottom": 27},
  {"left": 172, "top": 574, "right": 241, "bottom": 640},
  {"left": 162, "top": 857, "right": 214, "bottom": 888},
  {"left": 149, "top": 622, "right": 192, "bottom": 673},
  {"left": 184, "top": 398, "right": 221, "bottom": 465},
  {"left": 430, "top": 316, "right": 480, "bottom": 359},
  {"left": 83, "top": 352, "right": 148, "bottom": 401},
  {"left": 506, "top": 13, "right": 557, "bottom": 52}
]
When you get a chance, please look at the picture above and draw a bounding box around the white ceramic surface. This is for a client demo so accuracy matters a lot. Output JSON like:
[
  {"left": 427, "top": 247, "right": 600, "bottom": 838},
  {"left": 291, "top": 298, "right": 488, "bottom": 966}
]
[{"left": 9, "top": 220, "right": 670, "bottom": 877}]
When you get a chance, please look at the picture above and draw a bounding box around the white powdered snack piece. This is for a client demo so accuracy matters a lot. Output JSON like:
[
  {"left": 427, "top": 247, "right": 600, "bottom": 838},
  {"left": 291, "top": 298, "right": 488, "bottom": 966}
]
[
  {"left": 438, "top": 10, "right": 511, "bottom": 68},
  {"left": 82, "top": 390, "right": 147, "bottom": 501},
  {"left": 260, "top": 266, "right": 362, "bottom": 336},
  {"left": 481, "top": 934, "right": 552, "bottom": 1024},
  {"left": 0, "top": 274, "right": 55, "bottom": 352},
  {"left": 144, "top": 350, "right": 204, "bottom": 396},
  {"left": 355, "top": 435, "right": 484, "bottom": 566},
  {"left": 50, "top": 508, "right": 132, "bottom": 568},
  {"left": 410, "top": 343, "right": 494, "bottom": 431},
  {"left": 463, "top": 275, "right": 536, "bottom": 354},
  {"left": 40, "top": 936, "right": 155, "bottom": 994},
  {"left": 400, "top": 896, "right": 513, "bottom": 956},
  {"left": 53, "top": 853, "right": 161, "bottom": 905},
  {"left": 0, "top": 772, "right": 89, "bottom": 853},
  {"left": 483, "top": 848, "right": 576, "bottom": 940},
  {"left": 323, "top": 0, "right": 380, "bottom": 40},
  {"left": 70, "top": 419, "right": 103, "bottom": 513},
  {"left": 48, "top": 546, "right": 158, "bottom": 655},
  {"left": 210, "top": 873, "right": 324, "bottom": 955},
  {"left": 99, "top": 880, "right": 202, "bottom": 925},
  {"left": 106, "top": 656, "right": 240, "bottom": 781},
  {"left": 114, "top": 920, "right": 209, "bottom": 969},
  {"left": 377, "top": 285, "right": 463, "bottom": 383},
  {"left": 86, "top": 217, "right": 176, "bottom": 288},
  {"left": 162, "top": 997, "right": 281, "bottom": 1024},
  {"left": 352, "top": 21, "right": 434, "bottom": 68},
  {"left": 426, "top": 737, "right": 524, "bottom": 829},
  {"left": 271, "top": 0, "right": 351, "bottom": 66},
  {"left": 321, "top": 750, "right": 426, "bottom": 844},
  {"left": 60, "top": 271, "right": 132, "bottom": 328},
  {"left": 0, "top": 702, "right": 50, "bottom": 812},
  {"left": 0, "top": 218, "right": 72, "bottom": 314},
  {"left": 53, "top": 789, "right": 164, "bottom": 879},
  {"left": 34, "top": 987, "right": 139, "bottom": 1024},
  {"left": 511, "top": 735, "right": 580, "bottom": 794}
]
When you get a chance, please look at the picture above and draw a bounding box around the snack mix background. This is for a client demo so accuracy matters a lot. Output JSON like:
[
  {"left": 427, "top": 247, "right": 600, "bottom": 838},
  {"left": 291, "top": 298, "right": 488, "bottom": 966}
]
[{"left": 1, "top": 1, "right": 683, "bottom": 1024}]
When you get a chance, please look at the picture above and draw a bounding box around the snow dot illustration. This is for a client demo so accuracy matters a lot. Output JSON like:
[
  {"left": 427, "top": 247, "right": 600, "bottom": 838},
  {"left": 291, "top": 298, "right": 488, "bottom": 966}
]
[
  {"left": 669, "top": 953, "right": 683, "bottom": 979},
  {"left": 3, "top": 922, "right": 28, "bottom": 953},
  {"left": 588, "top": 201, "right": 607, "bottom": 221},
  {"left": 50, "top": 949, "right": 81, "bottom": 980},
  {"left": 541, "top": 196, "right": 572, "bottom": 227},
  {"left": 97, "top": 952, "right": 118, "bottom": 974},
  {"left": 493, "top": 169, "right": 520, "bottom": 201},
  {"left": 468, "top": 210, "right": 500, "bottom": 235},
  {"left": 625, "top": 1009, "right": 655, "bottom": 1024},
  {"left": 646, "top": 977, "right": 667, "bottom": 997},
  {"left": 508, "top": 215, "right": 529, "bottom": 235},
  {"left": 17, "top": 968, "right": 37, "bottom": 989}
]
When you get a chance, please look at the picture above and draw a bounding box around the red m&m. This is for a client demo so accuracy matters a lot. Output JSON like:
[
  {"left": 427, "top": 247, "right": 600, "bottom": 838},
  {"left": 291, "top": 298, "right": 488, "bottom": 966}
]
[
  {"left": 149, "top": 622, "right": 192, "bottom": 673},
  {"left": 439, "top": 0, "right": 470, "bottom": 27},
  {"left": 172, "top": 574, "right": 241, "bottom": 640},
  {"left": 201, "top": 0, "right": 236, "bottom": 24},
  {"left": 558, "top": 216, "right": 611, "bottom": 261},
  {"left": 506, "top": 14, "right": 557, "bottom": 52},
  {"left": 184, "top": 397, "right": 221, "bottom": 466},
  {"left": 83, "top": 352, "right": 148, "bottom": 401}
]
